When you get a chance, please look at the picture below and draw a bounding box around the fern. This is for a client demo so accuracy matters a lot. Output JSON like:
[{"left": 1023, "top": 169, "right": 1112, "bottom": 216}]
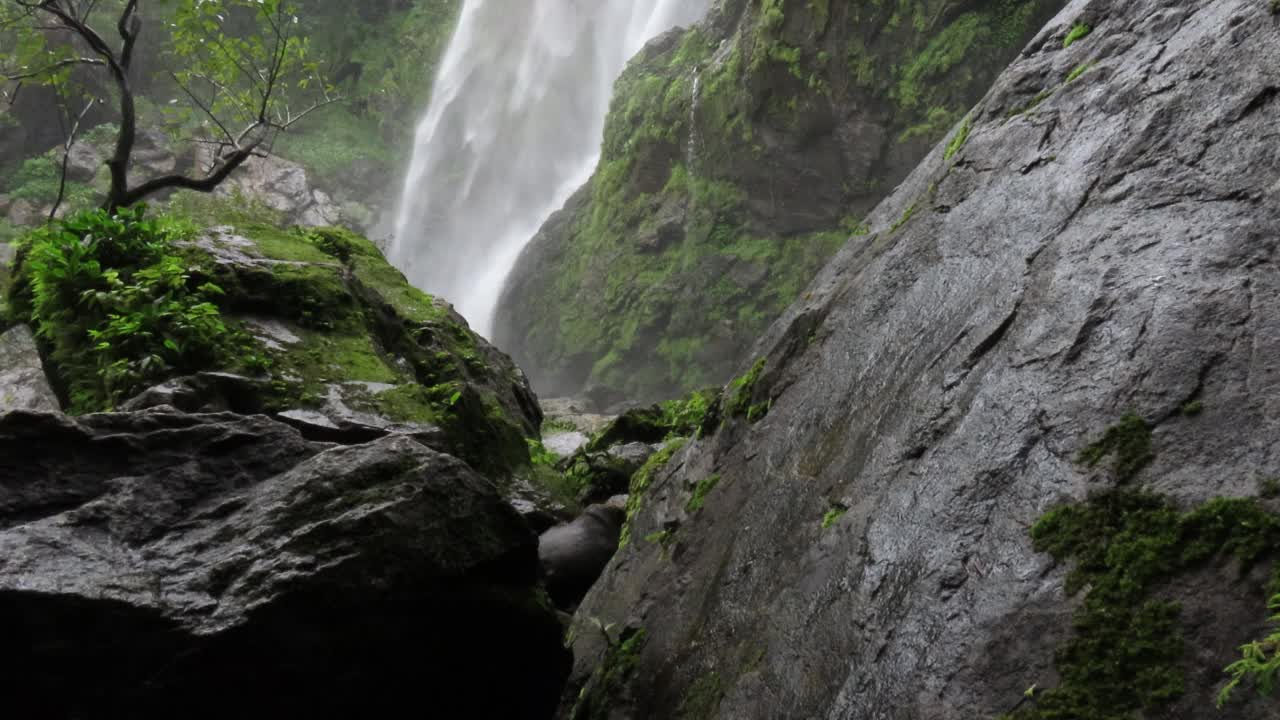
[{"left": 1219, "top": 594, "right": 1280, "bottom": 706}]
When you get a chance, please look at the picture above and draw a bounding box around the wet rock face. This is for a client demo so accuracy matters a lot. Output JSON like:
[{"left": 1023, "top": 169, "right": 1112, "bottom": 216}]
[
  {"left": 561, "top": 1, "right": 1280, "bottom": 718},
  {"left": 0, "top": 408, "right": 571, "bottom": 718}
]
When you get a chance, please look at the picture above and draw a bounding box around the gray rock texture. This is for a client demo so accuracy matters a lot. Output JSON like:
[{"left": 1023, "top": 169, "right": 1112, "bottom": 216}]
[
  {"left": 0, "top": 407, "right": 570, "bottom": 718},
  {"left": 0, "top": 325, "right": 59, "bottom": 412},
  {"left": 197, "top": 147, "right": 344, "bottom": 227},
  {"left": 562, "top": 1, "right": 1280, "bottom": 718}
]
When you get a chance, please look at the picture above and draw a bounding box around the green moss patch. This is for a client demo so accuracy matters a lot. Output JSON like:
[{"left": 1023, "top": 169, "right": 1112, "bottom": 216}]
[
  {"left": 1007, "top": 491, "right": 1280, "bottom": 718},
  {"left": 620, "top": 438, "right": 688, "bottom": 549},
  {"left": 1063, "top": 23, "right": 1092, "bottom": 49},
  {"left": 686, "top": 473, "right": 722, "bottom": 514},
  {"left": 1077, "top": 412, "right": 1154, "bottom": 482},
  {"left": 727, "top": 357, "right": 770, "bottom": 423},
  {"left": 678, "top": 671, "right": 725, "bottom": 719},
  {"left": 822, "top": 503, "right": 848, "bottom": 529},
  {"left": 570, "top": 628, "right": 648, "bottom": 720}
]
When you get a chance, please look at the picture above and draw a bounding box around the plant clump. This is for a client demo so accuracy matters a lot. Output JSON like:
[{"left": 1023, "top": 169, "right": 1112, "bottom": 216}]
[
  {"left": 10, "top": 206, "right": 241, "bottom": 412},
  {"left": 1076, "top": 412, "right": 1154, "bottom": 481},
  {"left": 686, "top": 473, "right": 722, "bottom": 514},
  {"left": 727, "top": 357, "right": 770, "bottom": 423},
  {"left": 570, "top": 628, "right": 648, "bottom": 720},
  {"left": 1063, "top": 23, "right": 1092, "bottom": 48}
]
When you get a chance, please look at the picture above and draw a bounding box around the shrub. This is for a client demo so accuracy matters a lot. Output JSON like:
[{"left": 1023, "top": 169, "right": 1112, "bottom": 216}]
[{"left": 18, "top": 206, "right": 234, "bottom": 411}]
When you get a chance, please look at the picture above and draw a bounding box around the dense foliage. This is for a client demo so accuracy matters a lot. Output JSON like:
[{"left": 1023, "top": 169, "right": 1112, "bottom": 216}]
[{"left": 12, "top": 206, "right": 235, "bottom": 412}]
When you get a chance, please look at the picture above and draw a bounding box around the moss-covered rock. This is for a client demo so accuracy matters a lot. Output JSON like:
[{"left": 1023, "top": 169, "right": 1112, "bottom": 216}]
[
  {"left": 179, "top": 223, "right": 541, "bottom": 477},
  {"left": 9, "top": 210, "right": 542, "bottom": 480},
  {"left": 495, "top": 0, "right": 1064, "bottom": 403}
]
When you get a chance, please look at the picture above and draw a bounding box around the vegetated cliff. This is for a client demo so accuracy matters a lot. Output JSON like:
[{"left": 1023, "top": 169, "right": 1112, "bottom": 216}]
[
  {"left": 561, "top": 0, "right": 1280, "bottom": 718},
  {"left": 495, "top": 0, "right": 1063, "bottom": 406}
]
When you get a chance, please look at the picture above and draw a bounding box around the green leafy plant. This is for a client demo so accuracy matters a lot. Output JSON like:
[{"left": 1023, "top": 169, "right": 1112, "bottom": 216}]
[
  {"left": 1063, "top": 23, "right": 1092, "bottom": 48},
  {"left": 1065, "top": 61, "right": 1094, "bottom": 83},
  {"left": 659, "top": 387, "right": 718, "bottom": 438},
  {"left": 1219, "top": 594, "right": 1280, "bottom": 706},
  {"left": 19, "top": 206, "right": 234, "bottom": 411},
  {"left": 822, "top": 504, "right": 848, "bottom": 529},
  {"left": 1077, "top": 412, "right": 1153, "bottom": 481},
  {"left": 944, "top": 115, "right": 972, "bottom": 161}
]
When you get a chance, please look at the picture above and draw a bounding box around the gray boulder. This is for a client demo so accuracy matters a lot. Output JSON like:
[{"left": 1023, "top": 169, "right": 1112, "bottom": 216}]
[
  {"left": 0, "top": 325, "right": 59, "bottom": 412},
  {"left": 201, "top": 148, "right": 343, "bottom": 228},
  {"left": 6, "top": 198, "right": 38, "bottom": 227},
  {"left": 0, "top": 407, "right": 571, "bottom": 718},
  {"left": 64, "top": 140, "right": 102, "bottom": 183},
  {"left": 562, "top": 1, "right": 1280, "bottom": 718},
  {"left": 540, "top": 501, "right": 626, "bottom": 609}
]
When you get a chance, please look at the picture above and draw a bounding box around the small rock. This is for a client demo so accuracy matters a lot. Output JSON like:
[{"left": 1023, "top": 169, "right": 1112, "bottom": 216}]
[
  {"left": 544, "top": 430, "right": 590, "bottom": 457},
  {"left": 64, "top": 141, "right": 102, "bottom": 183},
  {"left": 607, "top": 441, "right": 658, "bottom": 467},
  {"left": 7, "top": 199, "right": 37, "bottom": 227},
  {"left": 0, "top": 325, "right": 60, "bottom": 413},
  {"left": 539, "top": 503, "right": 627, "bottom": 609}
]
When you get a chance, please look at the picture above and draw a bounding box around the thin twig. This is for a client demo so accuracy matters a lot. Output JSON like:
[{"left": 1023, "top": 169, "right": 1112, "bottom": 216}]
[{"left": 50, "top": 96, "right": 97, "bottom": 222}]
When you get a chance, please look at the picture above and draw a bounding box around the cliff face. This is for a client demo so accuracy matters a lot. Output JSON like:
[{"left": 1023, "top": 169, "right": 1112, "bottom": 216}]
[
  {"left": 561, "top": 0, "right": 1280, "bottom": 717},
  {"left": 495, "top": 0, "right": 1063, "bottom": 405}
]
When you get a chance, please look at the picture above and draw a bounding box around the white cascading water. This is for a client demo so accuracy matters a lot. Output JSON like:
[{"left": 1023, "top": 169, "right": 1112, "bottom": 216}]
[{"left": 390, "top": 0, "right": 711, "bottom": 337}]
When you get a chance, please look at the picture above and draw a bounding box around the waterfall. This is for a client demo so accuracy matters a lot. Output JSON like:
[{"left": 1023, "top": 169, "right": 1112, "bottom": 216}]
[{"left": 389, "top": 0, "right": 711, "bottom": 337}]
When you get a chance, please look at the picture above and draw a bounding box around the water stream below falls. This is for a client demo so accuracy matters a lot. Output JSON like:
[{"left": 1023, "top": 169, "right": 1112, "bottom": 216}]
[{"left": 390, "top": 0, "right": 711, "bottom": 338}]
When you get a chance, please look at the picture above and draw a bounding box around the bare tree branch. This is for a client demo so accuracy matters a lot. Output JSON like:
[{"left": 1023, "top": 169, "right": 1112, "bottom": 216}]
[
  {"left": 50, "top": 96, "right": 97, "bottom": 222},
  {"left": 169, "top": 70, "right": 235, "bottom": 145},
  {"left": 1, "top": 56, "right": 105, "bottom": 81}
]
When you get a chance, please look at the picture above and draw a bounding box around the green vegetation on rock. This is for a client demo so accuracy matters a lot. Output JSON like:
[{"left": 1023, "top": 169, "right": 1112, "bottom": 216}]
[
  {"left": 822, "top": 504, "right": 848, "bottom": 529},
  {"left": 686, "top": 473, "right": 722, "bottom": 513},
  {"left": 1006, "top": 413, "right": 1280, "bottom": 718},
  {"left": 945, "top": 115, "right": 974, "bottom": 161},
  {"left": 679, "top": 671, "right": 725, "bottom": 719},
  {"left": 1008, "top": 490, "right": 1280, "bottom": 719},
  {"left": 727, "top": 357, "right": 770, "bottom": 423},
  {"left": 1077, "top": 412, "right": 1154, "bottom": 482},
  {"left": 1063, "top": 23, "right": 1093, "bottom": 48},
  {"left": 570, "top": 628, "right": 648, "bottom": 720},
  {"left": 620, "top": 438, "right": 688, "bottom": 549},
  {"left": 7, "top": 202, "right": 536, "bottom": 478},
  {"left": 11, "top": 207, "right": 237, "bottom": 412},
  {"left": 498, "top": 0, "right": 1063, "bottom": 402}
]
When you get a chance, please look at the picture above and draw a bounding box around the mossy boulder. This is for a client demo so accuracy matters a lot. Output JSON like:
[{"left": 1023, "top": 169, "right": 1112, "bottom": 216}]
[
  {"left": 9, "top": 214, "right": 542, "bottom": 480},
  {"left": 176, "top": 223, "right": 541, "bottom": 477},
  {"left": 495, "top": 0, "right": 1064, "bottom": 403}
]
